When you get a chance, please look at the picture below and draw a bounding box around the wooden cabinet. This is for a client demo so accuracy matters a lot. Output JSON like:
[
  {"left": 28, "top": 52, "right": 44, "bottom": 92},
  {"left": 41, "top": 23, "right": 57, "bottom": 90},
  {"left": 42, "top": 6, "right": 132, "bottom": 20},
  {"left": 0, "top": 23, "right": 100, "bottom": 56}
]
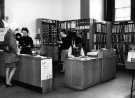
[
  {"left": 0, "top": 52, "right": 53, "bottom": 93},
  {"left": 101, "top": 56, "right": 116, "bottom": 82},
  {"left": 15, "top": 54, "right": 53, "bottom": 93},
  {"left": 64, "top": 53, "right": 116, "bottom": 90},
  {"left": 64, "top": 57, "right": 101, "bottom": 90}
]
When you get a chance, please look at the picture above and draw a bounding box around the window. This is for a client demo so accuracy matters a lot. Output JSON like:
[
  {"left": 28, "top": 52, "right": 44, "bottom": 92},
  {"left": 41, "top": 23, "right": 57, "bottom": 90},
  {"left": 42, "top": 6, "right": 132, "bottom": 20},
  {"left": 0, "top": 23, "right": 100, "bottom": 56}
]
[{"left": 115, "top": 0, "right": 131, "bottom": 21}]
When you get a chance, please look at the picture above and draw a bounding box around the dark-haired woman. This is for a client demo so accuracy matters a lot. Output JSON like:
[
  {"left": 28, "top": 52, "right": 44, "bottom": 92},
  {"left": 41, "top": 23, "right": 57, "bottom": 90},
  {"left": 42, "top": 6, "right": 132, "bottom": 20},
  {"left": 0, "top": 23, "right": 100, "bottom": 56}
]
[
  {"left": 19, "top": 27, "right": 33, "bottom": 55},
  {"left": 68, "top": 31, "right": 85, "bottom": 57}
]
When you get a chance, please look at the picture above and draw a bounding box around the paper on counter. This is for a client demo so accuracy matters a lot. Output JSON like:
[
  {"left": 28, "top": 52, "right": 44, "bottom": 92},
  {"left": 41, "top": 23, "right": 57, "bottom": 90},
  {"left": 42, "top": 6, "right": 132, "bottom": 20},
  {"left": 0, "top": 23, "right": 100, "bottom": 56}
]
[
  {"left": 68, "top": 56, "right": 96, "bottom": 61},
  {"left": 127, "top": 51, "right": 135, "bottom": 62},
  {"left": 35, "top": 55, "right": 47, "bottom": 59},
  {"left": 87, "top": 51, "right": 99, "bottom": 56}
]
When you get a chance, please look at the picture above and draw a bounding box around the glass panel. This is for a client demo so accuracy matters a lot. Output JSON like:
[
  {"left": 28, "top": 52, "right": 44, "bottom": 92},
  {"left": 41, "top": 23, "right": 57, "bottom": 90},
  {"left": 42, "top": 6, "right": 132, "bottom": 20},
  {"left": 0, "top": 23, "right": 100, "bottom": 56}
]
[
  {"left": 115, "top": 8, "right": 130, "bottom": 21},
  {"left": 115, "top": 17, "right": 130, "bottom": 21},
  {"left": 115, "top": 0, "right": 130, "bottom": 8}
]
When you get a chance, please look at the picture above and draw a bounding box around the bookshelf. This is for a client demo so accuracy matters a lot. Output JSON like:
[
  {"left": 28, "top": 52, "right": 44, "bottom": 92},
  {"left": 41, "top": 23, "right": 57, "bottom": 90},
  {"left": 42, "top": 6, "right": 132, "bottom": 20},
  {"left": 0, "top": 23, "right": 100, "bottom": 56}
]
[
  {"left": 93, "top": 22, "right": 107, "bottom": 50},
  {"left": 111, "top": 21, "right": 135, "bottom": 66}
]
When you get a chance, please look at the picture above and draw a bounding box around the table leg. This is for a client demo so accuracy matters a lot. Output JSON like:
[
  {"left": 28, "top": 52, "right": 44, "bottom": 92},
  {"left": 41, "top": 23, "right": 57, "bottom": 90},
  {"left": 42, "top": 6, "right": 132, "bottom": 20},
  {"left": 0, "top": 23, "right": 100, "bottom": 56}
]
[{"left": 131, "top": 72, "right": 134, "bottom": 98}]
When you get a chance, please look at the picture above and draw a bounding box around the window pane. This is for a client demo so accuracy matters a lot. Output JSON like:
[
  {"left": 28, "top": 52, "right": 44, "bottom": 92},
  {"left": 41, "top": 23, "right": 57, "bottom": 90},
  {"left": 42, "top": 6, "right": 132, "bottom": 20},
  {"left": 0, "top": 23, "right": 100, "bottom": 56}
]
[
  {"left": 115, "top": 17, "right": 130, "bottom": 21},
  {"left": 115, "top": 0, "right": 130, "bottom": 8},
  {"left": 115, "top": 8, "right": 130, "bottom": 21}
]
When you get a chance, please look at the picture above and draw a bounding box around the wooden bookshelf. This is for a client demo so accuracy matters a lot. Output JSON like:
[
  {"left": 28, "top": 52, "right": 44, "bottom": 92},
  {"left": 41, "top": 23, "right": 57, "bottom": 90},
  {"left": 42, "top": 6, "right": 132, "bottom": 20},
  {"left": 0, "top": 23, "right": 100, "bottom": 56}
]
[
  {"left": 93, "top": 22, "right": 107, "bottom": 50},
  {"left": 111, "top": 21, "right": 135, "bottom": 66}
]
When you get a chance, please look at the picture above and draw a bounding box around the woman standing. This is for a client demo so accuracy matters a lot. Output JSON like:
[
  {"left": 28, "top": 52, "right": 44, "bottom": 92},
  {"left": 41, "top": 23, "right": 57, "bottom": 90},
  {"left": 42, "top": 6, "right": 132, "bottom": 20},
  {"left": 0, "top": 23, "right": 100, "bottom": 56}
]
[
  {"left": 4, "top": 28, "right": 19, "bottom": 87},
  {"left": 58, "top": 30, "right": 71, "bottom": 72}
]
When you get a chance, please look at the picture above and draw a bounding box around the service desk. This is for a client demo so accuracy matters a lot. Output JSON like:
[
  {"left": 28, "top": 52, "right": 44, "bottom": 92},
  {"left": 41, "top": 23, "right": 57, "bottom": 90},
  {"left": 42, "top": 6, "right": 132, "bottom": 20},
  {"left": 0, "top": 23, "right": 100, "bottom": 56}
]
[
  {"left": 15, "top": 54, "right": 53, "bottom": 93},
  {"left": 0, "top": 53, "right": 53, "bottom": 93},
  {"left": 64, "top": 56, "right": 116, "bottom": 90},
  {"left": 0, "top": 51, "right": 5, "bottom": 77},
  {"left": 101, "top": 56, "right": 116, "bottom": 82},
  {"left": 64, "top": 57, "right": 102, "bottom": 90}
]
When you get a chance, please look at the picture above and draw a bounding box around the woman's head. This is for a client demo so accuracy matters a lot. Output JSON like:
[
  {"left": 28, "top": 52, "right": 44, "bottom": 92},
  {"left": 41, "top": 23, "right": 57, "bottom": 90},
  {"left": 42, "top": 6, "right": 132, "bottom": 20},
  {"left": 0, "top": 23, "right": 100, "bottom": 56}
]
[{"left": 21, "top": 27, "right": 29, "bottom": 36}]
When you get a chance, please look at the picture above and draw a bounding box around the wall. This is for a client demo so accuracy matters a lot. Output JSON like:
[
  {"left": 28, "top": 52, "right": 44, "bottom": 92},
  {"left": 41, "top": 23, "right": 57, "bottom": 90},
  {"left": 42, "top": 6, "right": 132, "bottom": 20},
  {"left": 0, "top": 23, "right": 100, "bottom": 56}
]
[
  {"left": 62, "top": 0, "right": 103, "bottom": 21},
  {"left": 5, "top": 0, "right": 62, "bottom": 41},
  {"left": 5, "top": 0, "right": 104, "bottom": 40},
  {"left": 61, "top": 0, "right": 80, "bottom": 20},
  {"left": 90, "top": 0, "right": 103, "bottom": 21}
]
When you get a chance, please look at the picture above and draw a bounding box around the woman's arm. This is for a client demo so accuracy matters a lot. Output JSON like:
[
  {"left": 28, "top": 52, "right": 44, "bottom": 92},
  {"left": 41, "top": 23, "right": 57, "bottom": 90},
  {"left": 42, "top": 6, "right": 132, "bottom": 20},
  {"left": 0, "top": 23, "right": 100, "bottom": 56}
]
[
  {"left": 68, "top": 46, "right": 74, "bottom": 58},
  {"left": 80, "top": 48, "right": 85, "bottom": 56},
  {"left": 9, "top": 32, "right": 18, "bottom": 54}
]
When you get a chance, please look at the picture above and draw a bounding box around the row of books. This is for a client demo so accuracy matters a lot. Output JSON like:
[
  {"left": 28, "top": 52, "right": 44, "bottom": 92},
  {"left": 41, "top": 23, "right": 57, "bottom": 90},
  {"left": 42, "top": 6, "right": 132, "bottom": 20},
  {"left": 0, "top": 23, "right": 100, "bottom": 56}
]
[
  {"left": 112, "top": 23, "right": 135, "bottom": 33},
  {"left": 60, "top": 19, "right": 93, "bottom": 30},
  {"left": 93, "top": 44, "right": 107, "bottom": 50},
  {"left": 93, "top": 23, "right": 107, "bottom": 50},
  {"left": 93, "top": 34, "right": 107, "bottom": 43},
  {"left": 112, "top": 33, "right": 135, "bottom": 43},
  {"left": 95, "top": 23, "right": 106, "bottom": 33}
]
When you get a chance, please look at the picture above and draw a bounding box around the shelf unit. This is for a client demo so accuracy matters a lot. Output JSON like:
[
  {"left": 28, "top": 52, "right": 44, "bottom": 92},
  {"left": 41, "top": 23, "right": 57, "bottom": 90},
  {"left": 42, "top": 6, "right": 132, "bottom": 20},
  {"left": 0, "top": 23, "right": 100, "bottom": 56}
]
[
  {"left": 93, "top": 22, "right": 107, "bottom": 50},
  {"left": 111, "top": 21, "right": 135, "bottom": 66},
  {"left": 36, "top": 18, "right": 59, "bottom": 45},
  {"left": 36, "top": 18, "right": 59, "bottom": 61}
]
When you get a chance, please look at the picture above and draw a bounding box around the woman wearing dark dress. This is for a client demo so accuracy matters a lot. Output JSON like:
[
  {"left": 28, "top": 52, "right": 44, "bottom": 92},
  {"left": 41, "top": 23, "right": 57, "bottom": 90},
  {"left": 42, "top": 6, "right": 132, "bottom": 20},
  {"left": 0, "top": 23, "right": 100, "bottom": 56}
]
[{"left": 19, "top": 27, "right": 34, "bottom": 55}]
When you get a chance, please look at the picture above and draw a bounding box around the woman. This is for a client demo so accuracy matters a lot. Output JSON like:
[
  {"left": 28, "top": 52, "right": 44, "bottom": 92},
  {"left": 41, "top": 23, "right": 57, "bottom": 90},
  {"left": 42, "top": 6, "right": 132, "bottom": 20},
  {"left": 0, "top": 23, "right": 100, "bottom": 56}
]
[
  {"left": 58, "top": 30, "right": 71, "bottom": 61},
  {"left": 19, "top": 27, "right": 34, "bottom": 55},
  {"left": 15, "top": 28, "right": 22, "bottom": 43},
  {"left": 68, "top": 31, "right": 85, "bottom": 58},
  {"left": 58, "top": 30, "right": 71, "bottom": 72},
  {"left": 4, "top": 28, "right": 19, "bottom": 87}
]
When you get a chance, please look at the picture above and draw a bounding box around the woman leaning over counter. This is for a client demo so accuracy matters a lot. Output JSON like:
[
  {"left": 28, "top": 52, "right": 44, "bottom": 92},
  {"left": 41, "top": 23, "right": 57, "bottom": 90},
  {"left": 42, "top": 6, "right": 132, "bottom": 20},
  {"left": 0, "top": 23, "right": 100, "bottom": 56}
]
[{"left": 4, "top": 28, "right": 19, "bottom": 87}]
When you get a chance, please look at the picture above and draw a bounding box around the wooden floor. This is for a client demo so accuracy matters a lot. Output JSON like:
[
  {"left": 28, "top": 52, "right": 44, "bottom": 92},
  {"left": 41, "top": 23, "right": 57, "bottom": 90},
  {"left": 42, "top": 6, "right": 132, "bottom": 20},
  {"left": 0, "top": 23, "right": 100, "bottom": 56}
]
[{"left": 0, "top": 70, "right": 133, "bottom": 98}]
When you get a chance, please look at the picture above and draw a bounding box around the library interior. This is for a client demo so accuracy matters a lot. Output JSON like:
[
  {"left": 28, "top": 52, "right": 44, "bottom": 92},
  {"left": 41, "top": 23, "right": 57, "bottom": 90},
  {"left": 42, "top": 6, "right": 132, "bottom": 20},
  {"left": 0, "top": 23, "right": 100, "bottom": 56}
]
[{"left": 0, "top": 0, "right": 135, "bottom": 98}]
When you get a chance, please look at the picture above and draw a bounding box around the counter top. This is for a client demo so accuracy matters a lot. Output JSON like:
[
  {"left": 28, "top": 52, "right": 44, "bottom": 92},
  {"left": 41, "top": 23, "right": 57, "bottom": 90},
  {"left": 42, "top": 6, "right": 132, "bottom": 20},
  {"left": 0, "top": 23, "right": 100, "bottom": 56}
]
[
  {"left": 67, "top": 56, "right": 97, "bottom": 61},
  {"left": 18, "top": 54, "right": 51, "bottom": 59}
]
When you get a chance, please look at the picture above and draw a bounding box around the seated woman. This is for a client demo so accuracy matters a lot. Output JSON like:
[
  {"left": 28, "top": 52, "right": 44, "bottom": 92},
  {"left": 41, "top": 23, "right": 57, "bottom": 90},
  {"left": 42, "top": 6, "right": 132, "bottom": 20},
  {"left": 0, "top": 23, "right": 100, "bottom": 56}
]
[
  {"left": 67, "top": 31, "right": 85, "bottom": 58},
  {"left": 19, "top": 27, "right": 34, "bottom": 55}
]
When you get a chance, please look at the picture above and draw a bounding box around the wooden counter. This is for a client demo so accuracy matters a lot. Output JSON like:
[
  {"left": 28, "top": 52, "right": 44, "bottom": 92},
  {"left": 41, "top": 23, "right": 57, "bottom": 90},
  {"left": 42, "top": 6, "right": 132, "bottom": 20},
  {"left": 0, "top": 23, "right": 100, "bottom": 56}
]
[
  {"left": 64, "top": 56, "right": 116, "bottom": 90},
  {"left": 0, "top": 53, "right": 53, "bottom": 93},
  {"left": 64, "top": 57, "right": 102, "bottom": 90},
  {"left": 101, "top": 56, "right": 116, "bottom": 82}
]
